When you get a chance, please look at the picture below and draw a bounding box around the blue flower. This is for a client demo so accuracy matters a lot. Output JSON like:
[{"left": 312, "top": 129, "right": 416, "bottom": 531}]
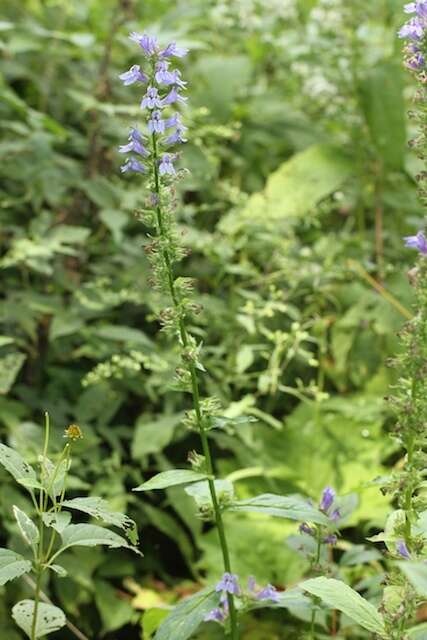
[
  {"left": 323, "top": 534, "right": 338, "bottom": 546},
  {"left": 120, "top": 158, "right": 146, "bottom": 173},
  {"left": 215, "top": 572, "right": 240, "bottom": 596},
  {"left": 256, "top": 584, "right": 280, "bottom": 603},
  {"left": 165, "top": 124, "right": 188, "bottom": 145},
  {"left": 399, "top": 17, "right": 425, "bottom": 40},
  {"left": 155, "top": 61, "right": 187, "bottom": 88},
  {"left": 119, "top": 64, "right": 147, "bottom": 86},
  {"left": 397, "top": 540, "right": 411, "bottom": 559},
  {"left": 129, "top": 32, "right": 158, "bottom": 55},
  {"left": 404, "top": 1, "right": 427, "bottom": 17},
  {"left": 148, "top": 111, "right": 166, "bottom": 134},
  {"left": 299, "top": 523, "right": 315, "bottom": 536},
  {"left": 162, "top": 87, "right": 188, "bottom": 106},
  {"left": 404, "top": 230, "right": 427, "bottom": 254},
  {"left": 204, "top": 607, "right": 226, "bottom": 623},
  {"left": 159, "top": 154, "right": 177, "bottom": 175},
  {"left": 320, "top": 486, "right": 336, "bottom": 513},
  {"left": 141, "top": 86, "right": 163, "bottom": 109},
  {"left": 160, "top": 42, "right": 189, "bottom": 58},
  {"left": 118, "top": 128, "right": 149, "bottom": 157}
]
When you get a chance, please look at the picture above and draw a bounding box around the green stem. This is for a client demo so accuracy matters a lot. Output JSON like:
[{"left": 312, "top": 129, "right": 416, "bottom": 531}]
[
  {"left": 151, "top": 132, "right": 239, "bottom": 639},
  {"left": 31, "top": 569, "right": 42, "bottom": 640},
  {"left": 310, "top": 528, "right": 323, "bottom": 640}
]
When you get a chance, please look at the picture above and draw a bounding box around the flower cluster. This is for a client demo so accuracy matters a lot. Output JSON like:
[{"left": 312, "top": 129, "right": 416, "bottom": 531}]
[
  {"left": 204, "top": 573, "right": 280, "bottom": 625},
  {"left": 299, "top": 486, "right": 341, "bottom": 548},
  {"left": 118, "top": 32, "right": 188, "bottom": 177},
  {"left": 399, "top": 2, "right": 427, "bottom": 71}
]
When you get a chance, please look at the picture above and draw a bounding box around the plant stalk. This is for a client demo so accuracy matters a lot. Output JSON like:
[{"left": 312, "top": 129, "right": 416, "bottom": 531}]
[{"left": 151, "top": 132, "right": 239, "bottom": 639}]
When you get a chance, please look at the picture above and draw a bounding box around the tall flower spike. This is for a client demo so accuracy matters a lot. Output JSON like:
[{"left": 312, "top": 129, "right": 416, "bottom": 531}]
[{"left": 120, "top": 33, "right": 239, "bottom": 639}]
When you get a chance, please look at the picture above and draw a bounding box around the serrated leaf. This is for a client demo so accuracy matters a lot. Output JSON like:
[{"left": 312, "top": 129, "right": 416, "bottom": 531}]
[
  {"left": 154, "top": 589, "right": 220, "bottom": 640},
  {"left": 301, "top": 577, "right": 386, "bottom": 636},
  {"left": 0, "top": 444, "right": 39, "bottom": 490},
  {"left": 42, "top": 512, "right": 71, "bottom": 534},
  {"left": 60, "top": 524, "right": 141, "bottom": 555},
  {"left": 13, "top": 506, "right": 39, "bottom": 546},
  {"left": 12, "top": 600, "right": 66, "bottom": 638},
  {"left": 134, "top": 470, "right": 208, "bottom": 492},
  {"left": 0, "top": 548, "right": 32, "bottom": 585},
  {"left": 398, "top": 561, "right": 427, "bottom": 598},
  {"left": 62, "top": 497, "right": 138, "bottom": 544},
  {"left": 228, "top": 494, "right": 330, "bottom": 525}
]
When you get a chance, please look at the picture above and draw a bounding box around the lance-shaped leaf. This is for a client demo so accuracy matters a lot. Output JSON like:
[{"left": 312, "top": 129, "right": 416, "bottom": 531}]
[
  {"left": 228, "top": 494, "right": 330, "bottom": 525},
  {"left": 60, "top": 524, "right": 141, "bottom": 555},
  {"left": 301, "top": 577, "right": 386, "bottom": 636},
  {"left": 155, "top": 588, "right": 220, "bottom": 640},
  {"left": 134, "top": 470, "right": 208, "bottom": 492},
  {"left": 62, "top": 497, "right": 138, "bottom": 544},
  {"left": 13, "top": 506, "right": 39, "bottom": 546},
  {"left": 0, "top": 444, "right": 40, "bottom": 490},
  {"left": 0, "top": 549, "right": 32, "bottom": 585},
  {"left": 12, "top": 600, "right": 66, "bottom": 638}
]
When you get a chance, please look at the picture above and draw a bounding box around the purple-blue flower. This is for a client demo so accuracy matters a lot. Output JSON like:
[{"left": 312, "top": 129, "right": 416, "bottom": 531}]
[
  {"left": 404, "top": 1, "right": 427, "bottom": 17},
  {"left": 404, "top": 230, "right": 427, "bottom": 254},
  {"left": 162, "top": 87, "right": 188, "bottom": 106},
  {"left": 204, "top": 607, "right": 226, "bottom": 623},
  {"left": 148, "top": 110, "right": 166, "bottom": 134},
  {"left": 330, "top": 508, "right": 341, "bottom": 523},
  {"left": 406, "top": 51, "right": 426, "bottom": 68},
  {"left": 129, "top": 32, "right": 158, "bottom": 55},
  {"left": 155, "top": 61, "right": 187, "bottom": 88},
  {"left": 320, "top": 486, "right": 336, "bottom": 513},
  {"left": 299, "top": 522, "right": 316, "bottom": 536},
  {"left": 215, "top": 572, "right": 240, "bottom": 596},
  {"left": 159, "top": 154, "right": 176, "bottom": 175},
  {"left": 118, "top": 128, "right": 149, "bottom": 156},
  {"left": 165, "top": 124, "right": 188, "bottom": 145},
  {"left": 256, "top": 584, "right": 280, "bottom": 603},
  {"left": 397, "top": 540, "right": 411, "bottom": 559},
  {"left": 141, "top": 86, "right": 163, "bottom": 109},
  {"left": 119, "top": 64, "right": 147, "bottom": 86},
  {"left": 120, "top": 158, "right": 146, "bottom": 174},
  {"left": 160, "top": 42, "right": 189, "bottom": 58},
  {"left": 323, "top": 534, "right": 338, "bottom": 546},
  {"left": 399, "top": 17, "right": 425, "bottom": 40}
]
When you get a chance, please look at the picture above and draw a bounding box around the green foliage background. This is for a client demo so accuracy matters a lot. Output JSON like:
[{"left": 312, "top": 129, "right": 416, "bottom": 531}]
[{"left": 0, "top": 0, "right": 423, "bottom": 637}]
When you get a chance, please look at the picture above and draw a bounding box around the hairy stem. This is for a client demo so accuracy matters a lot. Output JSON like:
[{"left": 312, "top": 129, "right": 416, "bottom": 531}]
[{"left": 150, "top": 132, "right": 239, "bottom": 639}]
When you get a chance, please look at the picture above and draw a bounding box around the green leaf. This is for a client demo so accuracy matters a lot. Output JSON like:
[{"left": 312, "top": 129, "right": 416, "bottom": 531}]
[
  {"left": 134, "top": 470, "right": 208, "bottom": 492},
  {"left": 0, "top": 549, "right": 32, "bottom": 586},
  {"left": 42, "top": 512, "right": 71, "bottom": 534},
  {"left": 94, "top": 579, "right": 134, "bottom": 633},
  {"left": 143, "top": 609, "right": 170, "bottom": 639},
  {"left": 228, "top": 494, "right": 330, "bottom": 525},
  {"left": 60, "top": 523, "right": 141, "bottom": 555},
  {"left": 301, "top": 577, "right": 386, "bottom": 636},
  {"left": 0, "top": 444, "right": 39, "bottom": 489},
  {"left": 154, "top": 589, "right": 220, "bottom": 640},
  {"left": 132, "top": 413, "right": 183, "bottom": 458},
  {"left": 62, "top": 497, "right": 138, "bottom": 544},
  {"left": 360, "top": 61, "right": 406, "bottom": 170},
  {"left": 407, "top": 622, "right": 427, "bottom": 639},
  {"left": 0, "top": 352, "right": 26, "bottom": 394},
  {"left": 12, "top": 600, "right": 66, "bottom": 638},
  {"left": 13, "top": 506, "right": 39, "bottom": 546},
  {"left": 237, "top": 144, "right": 353, "bottom": 222},
  {"left": 398, "top": 562, "right": 427, "bottom": 598}
]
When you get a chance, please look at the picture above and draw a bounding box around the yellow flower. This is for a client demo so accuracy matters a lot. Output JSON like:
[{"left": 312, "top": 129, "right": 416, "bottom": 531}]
[{"left": 64, "top": 424, "right": 83, "bottom": 441}]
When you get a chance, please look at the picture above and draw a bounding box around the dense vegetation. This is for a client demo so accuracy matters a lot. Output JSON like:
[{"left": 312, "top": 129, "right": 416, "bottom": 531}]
[{"left": 1, "top": 0, "right": 427, "bottom": 638}]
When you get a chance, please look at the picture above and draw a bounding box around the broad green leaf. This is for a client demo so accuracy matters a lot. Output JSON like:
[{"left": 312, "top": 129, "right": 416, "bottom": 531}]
[
  {"left": 0, "top": 444, "right": 39, "bottom": 489},
  {"left": 301, "top": 577, "right": 386, "bottom": 636},
  {"left": 228, "top": 494, "right": 330, "bottom": 525},
  {"left": 60, "top": 524, "right": 141, "bottom": 554},
  {"left": 62, "top": 497, "right": 138, "bottom": 544},
  {"left": 407, "top": 622, "right": 427, "bottom": 639},
  {"left": 0, "top": 352, "right": 26, "bottom": 394},
  {"left": 94, "top": 579, "right": 134, "bottom": 633},
  {"left": 143, "top": 609, "right": 170, "bottom": 639},
  {"left": 399, "top": 562, "right": 427, "bottom": 598},
  {"left": 360, "top": 61, "right": 406, "bottom": 170},
  {"left": 134, "top": 470, "right": 208, "bottom": 492},
  {"left": 236, "top": 144, "right": 353, "bottom": 222},
  {"left": 42, "top": 512, "right": 71, "bottom": 534},
  {"left": 0, "top": 549, "right": 32, "bottom": 585},
  {"left": 12, "top": 600, "right": 66, "bottom": 638},
  {"left": 154, "top": 589, "right": 220, "bottom": 640},
  {"left": 13, "top": 506, "right": 39, "bottom": 546},
  {"left": 132, "top": 413, "right": 183, "bottom": 458}
]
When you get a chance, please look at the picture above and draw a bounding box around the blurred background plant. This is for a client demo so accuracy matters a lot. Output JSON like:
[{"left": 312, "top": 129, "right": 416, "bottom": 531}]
[{"left": 0, "top": 0, "right": 425, "bottom": 638}]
